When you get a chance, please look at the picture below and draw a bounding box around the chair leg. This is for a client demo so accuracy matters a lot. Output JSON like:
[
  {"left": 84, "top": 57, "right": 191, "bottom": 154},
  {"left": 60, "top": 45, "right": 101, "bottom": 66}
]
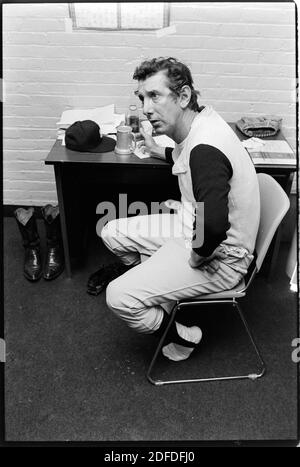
[
  {"left": 235, "top": 302, "right": 266, "bottom": 380},
  {"left": 147, "top": 301, "right": 178, "bottom": 386},
  {"left": 146, "top": 300, "right": 266, "bottom": 386}
]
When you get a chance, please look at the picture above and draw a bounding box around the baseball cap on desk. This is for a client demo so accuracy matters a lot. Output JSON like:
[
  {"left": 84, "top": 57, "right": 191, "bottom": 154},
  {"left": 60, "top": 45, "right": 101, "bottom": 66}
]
[{"left": 65, "top": 120, "right": 116, "bottom": 153}]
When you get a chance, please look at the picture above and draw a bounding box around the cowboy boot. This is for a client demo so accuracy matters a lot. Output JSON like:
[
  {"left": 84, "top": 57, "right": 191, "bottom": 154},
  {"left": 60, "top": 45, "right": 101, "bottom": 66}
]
[
  {"left": 14, "top": 207, "right": 43, "bottom": 282},
  {"left": 41, "top": 204, "right": 64, "bottom": 280}
]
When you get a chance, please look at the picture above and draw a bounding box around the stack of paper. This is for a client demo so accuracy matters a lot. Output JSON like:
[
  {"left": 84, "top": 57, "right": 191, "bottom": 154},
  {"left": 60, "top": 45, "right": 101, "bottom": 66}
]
[
  {"left": 56, "top": 104, "right": 125, "bottom": 134},
  {"left": 57, "top": 104, "right": 114, "bottom": 128},
  {"left": 56, "top": 105, "right": 125, "bottom": 144},
  {"left": 243, "top": 138, "right": 296, "bottom": 165}
]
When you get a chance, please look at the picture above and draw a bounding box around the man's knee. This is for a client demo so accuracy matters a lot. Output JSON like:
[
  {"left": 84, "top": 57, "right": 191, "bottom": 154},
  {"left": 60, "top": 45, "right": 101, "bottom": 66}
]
[
  {"left": 106, "top": 277, "right": 129, "bottom": 312},
  {"left": 106, "top": 279, "right": 118, "bottom": 310},
  {"left": 106, "top": 272, "right": 143, "bottom": 312},
  {"left": 100, "top": 219, "right": 118, "bottom": 247},
  {"left": 106, "top": 277, "right": 157, "bottom": 334}
]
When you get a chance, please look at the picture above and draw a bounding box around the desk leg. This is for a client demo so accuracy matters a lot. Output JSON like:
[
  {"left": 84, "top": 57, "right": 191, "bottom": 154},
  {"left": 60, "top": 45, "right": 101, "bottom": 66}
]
[
  {"left": 283, "top": 172, "right": 294, "bottom": 197},
  {"left": 266, "top": 172, "right": 294, "bottom": 281},
  {"left": 54, "top": 164, "right": 72, "bottom": 278},
  {"left": 267, "top": 224, "right": 283, "bottom": 282}
]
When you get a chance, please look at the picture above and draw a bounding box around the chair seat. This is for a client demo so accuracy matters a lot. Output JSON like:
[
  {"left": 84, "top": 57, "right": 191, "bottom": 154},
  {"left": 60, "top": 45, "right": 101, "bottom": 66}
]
[{"left": 181, "top": 279, "right": 246, "bottom": 302}]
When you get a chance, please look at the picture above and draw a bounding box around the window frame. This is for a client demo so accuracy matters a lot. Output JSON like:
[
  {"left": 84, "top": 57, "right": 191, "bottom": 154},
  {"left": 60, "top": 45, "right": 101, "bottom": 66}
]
[{"left": 68, "top": 3, "right": 170, "bottom": 31}]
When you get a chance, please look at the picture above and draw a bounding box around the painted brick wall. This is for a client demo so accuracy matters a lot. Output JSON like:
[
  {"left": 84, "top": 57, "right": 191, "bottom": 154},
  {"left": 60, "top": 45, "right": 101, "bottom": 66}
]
[{"left": 3, "top": 2, "right": 297, "bottom": 205}]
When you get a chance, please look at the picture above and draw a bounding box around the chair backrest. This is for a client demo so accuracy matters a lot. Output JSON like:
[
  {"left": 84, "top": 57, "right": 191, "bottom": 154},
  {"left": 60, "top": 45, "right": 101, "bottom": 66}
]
[{"left": 255, "top": 173, "right": 290, "bottom": 272}]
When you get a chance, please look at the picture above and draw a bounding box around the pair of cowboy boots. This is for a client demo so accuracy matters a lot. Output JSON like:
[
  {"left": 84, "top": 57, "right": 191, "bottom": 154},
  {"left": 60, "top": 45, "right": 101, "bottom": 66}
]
[{"left": 14, "top": 205, "right": 65, "bottom": 282}]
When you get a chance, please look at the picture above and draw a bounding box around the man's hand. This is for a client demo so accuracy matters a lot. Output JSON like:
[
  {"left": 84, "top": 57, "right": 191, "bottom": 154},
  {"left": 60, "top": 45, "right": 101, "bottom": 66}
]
[
  {"left": 188, "top": 249, "right": 227, "bottom": 274},
  {"left": 137, "top": 127, "right": 166, "bottom": 159}
]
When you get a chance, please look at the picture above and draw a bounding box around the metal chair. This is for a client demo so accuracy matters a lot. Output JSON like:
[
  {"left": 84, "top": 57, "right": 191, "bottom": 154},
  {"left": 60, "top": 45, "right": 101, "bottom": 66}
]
[{"left": 147, "top": 173, "right": 290, "bottom": 385}]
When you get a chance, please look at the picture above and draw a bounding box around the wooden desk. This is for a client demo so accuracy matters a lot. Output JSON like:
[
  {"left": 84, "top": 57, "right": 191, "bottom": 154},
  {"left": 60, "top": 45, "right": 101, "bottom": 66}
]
[{"left": 45, "top": 123, "right": 296, "bottom": 278}]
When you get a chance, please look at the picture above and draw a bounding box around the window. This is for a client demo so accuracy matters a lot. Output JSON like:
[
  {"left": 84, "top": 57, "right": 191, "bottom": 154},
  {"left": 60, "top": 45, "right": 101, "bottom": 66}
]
[{"left": 69, "top": 3, "right": 169, "bottom": 31}]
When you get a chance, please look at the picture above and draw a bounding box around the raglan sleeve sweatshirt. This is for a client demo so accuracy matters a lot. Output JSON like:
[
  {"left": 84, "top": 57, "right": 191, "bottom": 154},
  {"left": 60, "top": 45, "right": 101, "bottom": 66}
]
[
  {"left": 190, "top": 144, "right": 233, "bottom": 257},
  {"left": 165, "top": 147, "right": 175, "bottom": 165},
  {"left": 165, "top": 144, "right": 233, "bottom": 258}
]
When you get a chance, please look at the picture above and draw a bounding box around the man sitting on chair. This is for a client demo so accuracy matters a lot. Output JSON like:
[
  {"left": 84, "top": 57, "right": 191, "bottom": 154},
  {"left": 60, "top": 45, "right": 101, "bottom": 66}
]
[{"left": 91, "top": 57, "right": 260, "bottom": 362}]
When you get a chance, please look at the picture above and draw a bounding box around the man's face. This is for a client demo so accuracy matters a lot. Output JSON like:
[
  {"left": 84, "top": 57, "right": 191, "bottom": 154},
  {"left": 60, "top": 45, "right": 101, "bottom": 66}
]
[{"left": 136, "top": 70, "right": 181, "bottom": 137}]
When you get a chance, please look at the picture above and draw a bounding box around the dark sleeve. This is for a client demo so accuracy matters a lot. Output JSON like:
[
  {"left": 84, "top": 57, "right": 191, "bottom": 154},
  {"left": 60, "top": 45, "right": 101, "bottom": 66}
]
[
  {"left": 190, "top": 144, "right": 233, "bottom": 257},
  {"left": 165, "top": 147, "right": 174, "bottom": 165}
]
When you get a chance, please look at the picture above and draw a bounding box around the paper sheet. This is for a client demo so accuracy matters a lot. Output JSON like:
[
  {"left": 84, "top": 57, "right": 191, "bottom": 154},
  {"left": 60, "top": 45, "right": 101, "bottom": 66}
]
[
  {"left": 57, "top": 104, "right": 115, "bottom": 129},
  {"left": 101, "top": 114, "right": 125, "bottom": 135},
  {"left": 133, "top": 134, "right": 175, "bottom": 159},
  {"left": 134, "top": 146, "right": 151, "bottom": 159},
  {"left": 242, "top": 137, "right": 265, "bottom": 150},
  {"left": 249, "top": 154, "right": 296, "bottom": 165},
  {"left": 56, "top": 112, "right": 125, "bottom": 146},
  {"left": 244, "top": 139, "right": 295, "bottom": 165},
  {"left": 246, "top": 139, "right": 294, "bottom": 154}
]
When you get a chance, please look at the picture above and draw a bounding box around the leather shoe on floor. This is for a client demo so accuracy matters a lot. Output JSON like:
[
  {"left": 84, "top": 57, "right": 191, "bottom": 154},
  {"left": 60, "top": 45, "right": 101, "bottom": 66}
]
[
  {"left": 24, "top": 247, "right": 43, "bottom": 282},
  {"left": 43, "top": 245, "right": 65, "bottom": 280},
  {"left": 87, "top": 262, "right": 131, "bottom": 296}
]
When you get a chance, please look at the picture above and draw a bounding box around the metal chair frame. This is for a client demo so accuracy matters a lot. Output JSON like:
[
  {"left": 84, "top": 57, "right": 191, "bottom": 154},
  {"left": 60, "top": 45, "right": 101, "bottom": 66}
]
[{"left": 147, "top": 265, "right": 266, "bottom": 385}]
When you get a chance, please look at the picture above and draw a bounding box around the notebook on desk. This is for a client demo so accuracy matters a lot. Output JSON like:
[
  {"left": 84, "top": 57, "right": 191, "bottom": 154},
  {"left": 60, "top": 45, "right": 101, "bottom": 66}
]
[{"left": 245, "top": 139, "right": 296, "bottom": 165}]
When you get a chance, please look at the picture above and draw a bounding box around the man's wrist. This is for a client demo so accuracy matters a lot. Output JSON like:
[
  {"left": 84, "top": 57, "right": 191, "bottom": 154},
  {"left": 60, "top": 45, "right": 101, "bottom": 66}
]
[{"left": 150, "top": 145, "right": 166, "bottom": 160}]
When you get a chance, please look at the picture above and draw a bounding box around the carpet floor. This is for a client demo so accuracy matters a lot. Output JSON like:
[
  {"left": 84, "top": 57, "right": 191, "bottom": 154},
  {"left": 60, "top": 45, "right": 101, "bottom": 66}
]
[{"left": 3, "top": 217, "right": 298, "bottom": 443}]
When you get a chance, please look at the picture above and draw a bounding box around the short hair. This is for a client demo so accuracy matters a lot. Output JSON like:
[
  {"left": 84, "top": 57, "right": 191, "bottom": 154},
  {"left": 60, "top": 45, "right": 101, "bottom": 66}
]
[{"left": 133, "top": 57, "right": 201, "bottom": 112}]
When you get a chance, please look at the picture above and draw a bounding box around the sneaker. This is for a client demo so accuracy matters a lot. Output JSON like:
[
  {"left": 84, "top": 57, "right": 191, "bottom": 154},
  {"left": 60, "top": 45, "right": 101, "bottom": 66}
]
[{"left": 87, "top": 262, "right": 131, "bottom": 296}]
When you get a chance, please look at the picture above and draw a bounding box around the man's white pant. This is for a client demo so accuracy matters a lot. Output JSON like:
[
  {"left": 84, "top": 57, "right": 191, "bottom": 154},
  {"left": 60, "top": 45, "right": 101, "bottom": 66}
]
[{"left": 101, "top": 214, "right": 252, "bottom": 334}]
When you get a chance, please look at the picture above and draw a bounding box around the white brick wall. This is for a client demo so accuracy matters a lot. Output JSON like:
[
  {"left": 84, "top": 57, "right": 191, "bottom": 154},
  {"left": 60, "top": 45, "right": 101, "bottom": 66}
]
[{"left": 3, "top": 2, "right": 297, "bottom": 205}]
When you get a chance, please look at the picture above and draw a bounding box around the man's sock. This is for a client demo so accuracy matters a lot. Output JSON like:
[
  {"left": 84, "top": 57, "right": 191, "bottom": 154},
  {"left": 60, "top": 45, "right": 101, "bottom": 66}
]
[
  {"left": 162, "top": 322, "right": 202, "bottom": 362},
  {"left": 152, "top": 310, "right": 202, "bottom": 362}
]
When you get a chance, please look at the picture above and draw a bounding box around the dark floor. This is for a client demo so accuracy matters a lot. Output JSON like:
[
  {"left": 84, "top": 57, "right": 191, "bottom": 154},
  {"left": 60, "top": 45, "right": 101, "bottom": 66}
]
[{"left": 4, "top": 217, "right": 298, "bottom": 442}]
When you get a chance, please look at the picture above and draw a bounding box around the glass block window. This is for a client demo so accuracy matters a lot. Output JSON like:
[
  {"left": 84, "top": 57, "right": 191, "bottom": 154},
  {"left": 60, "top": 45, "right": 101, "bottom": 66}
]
[{"left": 69, "top": 2, "right": 169, "bottom": 30}]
